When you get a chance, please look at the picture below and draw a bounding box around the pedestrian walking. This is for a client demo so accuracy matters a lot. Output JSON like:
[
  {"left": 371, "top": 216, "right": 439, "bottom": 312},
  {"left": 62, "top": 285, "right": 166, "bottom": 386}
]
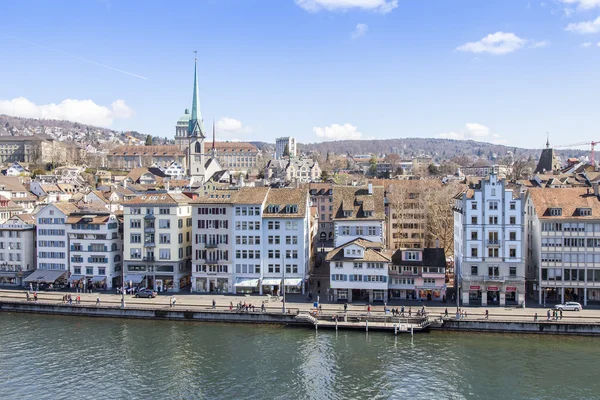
[
  {"left": 444, "top": 308, "right": 448, "bottom": 317},
  {"left": 367, "top": 304, "right": 371, "bottom": 316},
  {"left": 229, "top": 301, "right": 233, "bottom": 312},
  {"left": 172, "top": 296, "right": 177, "bottom": 306},
  {"left": 401, "top": 305, "right": 405, "bottom": 317},
  {"left": 317, "top": 295, "right": 320, "bottom": 303},
  {"left": 77, "top": 295, "right": 81, "bottom": 305},
  {"left": 547, "top": 309, "right": 551, "bottom": 321},
  {"left": 560, "top": 309, "right": 563, "bottom": 320},
  {"left": 96, "top": 297, "right": 100, "bottom": 306},
  {"left": 212, "top": 299, "right": 216, "bottom": 309},
  {"left": 534, "top": 313, "right": 538, "bottom": 321},
  {"left": 408, "top": 307, "right": 412, "bottom": 317},
  {"left": 319, "top": 304, "right": 322, "bottom": 314},
  {"left": 485, "top": 309, "right": 489, "bottom": 319},
  {"left": 33, "top": 292, "right": 38, "bottom": 302},
  {"left": 26, "top": 292, "right": 30, "bottom": 302},
  {"left": 261, "top": 302, "right": 265, "bottom": 313},
  {"left": 344, "top": 302, "right": 348, "bottom": 313},
  {"left": 169, "top": 296, "right": 173, "bottom": 307}
]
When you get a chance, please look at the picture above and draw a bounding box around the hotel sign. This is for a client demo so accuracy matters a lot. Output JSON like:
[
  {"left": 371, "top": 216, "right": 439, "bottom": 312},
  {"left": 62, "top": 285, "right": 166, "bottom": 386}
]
[
  {"left": 487, "top": 286, "right": 499, "bottom": 291},
  {"left": 506, "top": 286, "right": 517, "bottom": 292},
  {"left": 469, "top": 286, "right": 481, "bottom": 290}
]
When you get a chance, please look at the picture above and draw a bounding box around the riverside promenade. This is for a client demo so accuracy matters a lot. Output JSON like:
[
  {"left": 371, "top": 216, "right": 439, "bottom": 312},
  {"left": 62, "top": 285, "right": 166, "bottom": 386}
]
[{"left": 3, "top": 289, "right": 600, "bottom": 335}]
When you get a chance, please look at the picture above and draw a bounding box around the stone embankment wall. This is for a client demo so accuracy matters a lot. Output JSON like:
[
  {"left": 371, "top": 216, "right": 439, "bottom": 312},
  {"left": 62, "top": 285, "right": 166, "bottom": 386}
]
[
  {"left": 439, "top": 319, "right": 600, "bottom": 336},
  {"left": 0, "top": 301, "right": 303, "bottom": 325}
]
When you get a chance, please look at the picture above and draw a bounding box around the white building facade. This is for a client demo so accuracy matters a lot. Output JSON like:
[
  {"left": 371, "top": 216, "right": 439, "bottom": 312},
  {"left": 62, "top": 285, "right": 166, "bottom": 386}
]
[
  {"left": 453, "top": 174, "right": 525, "bottom": 306},
  {"left": 0, "top": 215, "right": 35, "bottom": 286},
  {"left": 66, "top": 209, "right": 122, "bottom": 290},
  {"left": 275, "top": 137, "right": 296, "bottom": 160},
  {"left": 123, "top": 193, "right": 192, "bottom": 292}
]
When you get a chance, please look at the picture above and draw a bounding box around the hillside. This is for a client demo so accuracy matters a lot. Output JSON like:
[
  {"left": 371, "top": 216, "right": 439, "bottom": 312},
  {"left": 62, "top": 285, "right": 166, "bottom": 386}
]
[{"left": 298, "top": 138, "right": 587, "bottom": 162}]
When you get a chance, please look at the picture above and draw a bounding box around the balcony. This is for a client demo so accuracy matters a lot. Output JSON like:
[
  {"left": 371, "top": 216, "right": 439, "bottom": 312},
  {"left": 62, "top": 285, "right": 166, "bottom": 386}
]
[
  {"left": 486, "top": 239, "right": 501, "bottom": 247},
  {"left": 205, "top": 259, "right": 220, "bottom": 265},
  {"left": 143, "top": 256, "right": 155, "bottom": 261},
  {"left": 205, "top": 242, "right": 219, "bottom": 248},
  {"left": 484, "top": 275, "right": 505, "bottom": 282},
  {"left": 144, "top": 227, "right": 155, "bottom": 233},
  {"left": 144, "top": 241, "right": 155, "bottom": 247}
]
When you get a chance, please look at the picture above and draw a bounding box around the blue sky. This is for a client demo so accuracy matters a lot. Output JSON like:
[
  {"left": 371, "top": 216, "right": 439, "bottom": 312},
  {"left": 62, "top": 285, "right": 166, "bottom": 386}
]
[{"left": 1, "top": 0, "right": 599, "bottom": 149}]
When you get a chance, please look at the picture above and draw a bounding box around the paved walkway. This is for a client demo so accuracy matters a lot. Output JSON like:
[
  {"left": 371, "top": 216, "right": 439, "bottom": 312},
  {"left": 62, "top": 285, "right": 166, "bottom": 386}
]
[{"left": 3, "top": 289, "right": 600, "bottom": 323}]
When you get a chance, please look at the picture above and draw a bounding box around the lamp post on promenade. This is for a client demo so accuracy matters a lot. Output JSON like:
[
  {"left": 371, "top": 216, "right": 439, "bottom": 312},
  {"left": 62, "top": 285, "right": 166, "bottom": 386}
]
[{"left": 281, "top": 253, "right": 286, "bottom": 314}]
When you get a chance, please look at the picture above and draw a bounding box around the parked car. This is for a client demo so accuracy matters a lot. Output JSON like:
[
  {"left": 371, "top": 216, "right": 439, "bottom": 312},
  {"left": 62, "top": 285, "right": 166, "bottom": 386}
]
[
  {"left": 135, "top": 289, "right": 157, "bottom": 298},
  {"left": 555, "top": 302, "right": 582, "bottom": 311}
]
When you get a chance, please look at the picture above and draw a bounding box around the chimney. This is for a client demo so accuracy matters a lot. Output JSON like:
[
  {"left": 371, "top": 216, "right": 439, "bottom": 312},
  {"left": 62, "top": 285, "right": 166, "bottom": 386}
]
[
  {"left": 166, "top": 179, "right": 170, "bottom": 192},
  {"left": 368, "top": 183, "right": 373, "bottom": 195},
  {"left": 436, "top": 238, "right": 440, "bottom": 248},
  {"left": 123, "top": 179, "right": 127, "bottom": 189}
]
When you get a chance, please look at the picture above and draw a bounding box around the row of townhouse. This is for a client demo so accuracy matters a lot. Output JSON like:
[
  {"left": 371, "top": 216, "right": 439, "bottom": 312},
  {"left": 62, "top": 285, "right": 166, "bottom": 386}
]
[
  {"left": 190, "top": 186, "right": 311, "bottom": 295},
  {"left": 454, "top": 173, "right": 600, "bottom": 308}
]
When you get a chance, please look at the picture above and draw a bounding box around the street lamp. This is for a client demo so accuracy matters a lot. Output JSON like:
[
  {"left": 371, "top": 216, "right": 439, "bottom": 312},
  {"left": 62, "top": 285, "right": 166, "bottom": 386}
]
[{"left": 281, "top": 253, "right": 286, "bottom": 314}]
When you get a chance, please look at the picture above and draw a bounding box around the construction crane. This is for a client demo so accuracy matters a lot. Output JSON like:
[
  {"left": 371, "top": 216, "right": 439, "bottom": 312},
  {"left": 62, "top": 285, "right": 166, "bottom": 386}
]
[{"left": 555, "top": 141, "right": 600, "bottom": 166}]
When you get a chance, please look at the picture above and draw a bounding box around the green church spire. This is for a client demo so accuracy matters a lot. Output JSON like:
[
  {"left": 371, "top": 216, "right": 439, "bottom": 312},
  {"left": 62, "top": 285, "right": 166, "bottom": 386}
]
[{"left": 189, "top": 51, "right": 205, "bottom": 138}]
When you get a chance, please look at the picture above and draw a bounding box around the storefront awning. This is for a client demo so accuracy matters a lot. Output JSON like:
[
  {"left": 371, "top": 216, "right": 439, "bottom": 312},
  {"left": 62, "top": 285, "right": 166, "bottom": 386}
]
[
  {"left": 284, "top": 278, "right": 302, "bottom": 287},
  {"left": 23, "top": 270, "right": 66, "bottom": 283},
  {"left": 234, "top": 278, "right": 259, "bottom": 288},
  {"left": 262, "top": 278, "right": 281, "bottom": 286},
  {"left": 67, "top": 275, "right": 85, "bottom": 282},
  {"left": 125, "top": 275, "right": 145, "bottom": 284},
  {"left": 91, "top": 276, "right": 106, "bottom": 283}
]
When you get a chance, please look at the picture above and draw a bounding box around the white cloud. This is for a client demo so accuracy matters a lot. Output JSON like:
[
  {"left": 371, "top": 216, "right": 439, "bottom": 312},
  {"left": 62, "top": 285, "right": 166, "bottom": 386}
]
[
  {"left": 456, "top": 32, "right": 526, "bottom": 55},
  {"left": 560, "top": 0, "right": 600, "bottom": 10},
  {"left": 530, "top": 40, "right": 549, "bottom": 48},
  {"left": 598, "top": 41, "right": 600, "bottom": 46},
  {"left": 351, "top": 23, "right": 368, "bottom": 39},
  {"left": 565, "top": 16, "right": 600, "bottom": 33},
  {"left": 215, "top": 117, "right": 252, "bottom": 134},
  {"left": 0, "top": 97, "right": 134, "bottom": 126},
  {"left": 581, "top": 41, "right": 593, "bottom": 47},
  {"left": 295, "top": 0, "right": 398, "bottom": 13},
  {"left": 313, "top": 123, "right": 363, "bottom": 140},
  {"left": 437, "top": 123, "right": 497, "bottom": 141}
]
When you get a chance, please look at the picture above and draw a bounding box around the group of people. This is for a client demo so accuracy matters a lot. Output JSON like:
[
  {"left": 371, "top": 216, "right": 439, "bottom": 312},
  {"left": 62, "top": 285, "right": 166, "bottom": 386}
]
[
  {"left": 25, "top": 292, "right": 38, "bottom": 302},
  {"left": 169, "top": 296, "right": 177, "bottom": 307},
  {"left": 62, "top": 294, "right": 81, "bottom": 305},
  {"left": 390, "top": 306, "right": 413, "bottom": 317},
  {"left": 229, "top": 301, "right": 264, "bottom": 313},
  {"left": 546, "top": 309, "right": 563, "bottom": 321}
]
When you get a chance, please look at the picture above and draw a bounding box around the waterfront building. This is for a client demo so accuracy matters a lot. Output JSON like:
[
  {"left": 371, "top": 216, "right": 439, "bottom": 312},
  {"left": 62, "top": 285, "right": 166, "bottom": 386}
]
[
  {"left": 275, "top": 137, "right": 296, "bottom": 159},
  {"left": 66, "top": 207, "right": 122, "bottom": 290},
  {"left": 260, "top": 187, "right": 310, "bottom": 296},
  {"left": 526, "top": 187, "right": 600, "bottom": 305},
  {"left": 0, "top": 214, "right": 35, "bottom": 286},
  {"left": 0, "top": 195, "right": 26, "bottom": 222},
  {"left": 389, "top": 248, "right": 447, "bottom": 301},
  {"left": 191, "top": 190, "right": 235, "bottom": 293},
  {"left": 326, "top": 238, "right": 390, "bottom": 303},
  {"left": 332, "top": 184, "right": 386, "bottom": 248},
  {"left": 27, "top": 202, "right": 80, "bottom": 286},
  {"left": 309, "top": 182, "right": 333, "bottom": 242},
  {"left": 453, "top": 174, "right": 525, "bottom": 307},
  {"left": 123, "top": 192, "right": 192, "bottom": 292},
  {"left": 0, "top": 176, "right": 37, "bottom": 212}
]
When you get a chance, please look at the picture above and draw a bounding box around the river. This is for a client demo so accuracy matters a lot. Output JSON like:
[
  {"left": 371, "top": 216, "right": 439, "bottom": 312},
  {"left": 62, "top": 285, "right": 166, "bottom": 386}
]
[{"left": 0, "top": 313, "right": 598, "bottom": 400}]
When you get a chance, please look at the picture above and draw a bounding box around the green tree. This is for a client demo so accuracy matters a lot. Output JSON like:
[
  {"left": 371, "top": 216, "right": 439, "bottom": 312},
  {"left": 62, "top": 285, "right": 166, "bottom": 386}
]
[
  {"left": 368, "top": 156, "right": 378, "bottom": 177},
  {"left": 320, "top": 170, "right": 330, "bottom": 181},
  {"left": 145, "top": 135, "right": 153, "bottom": 146}
]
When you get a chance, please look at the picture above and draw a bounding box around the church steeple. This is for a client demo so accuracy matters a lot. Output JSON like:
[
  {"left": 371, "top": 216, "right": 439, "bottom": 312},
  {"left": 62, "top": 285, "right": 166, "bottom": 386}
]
[
  {"left": 211, "top": 118, "right": 216, "bottom": 158},
  {"left": 189, "top": 52, "right": 205, "bottom": 138}
]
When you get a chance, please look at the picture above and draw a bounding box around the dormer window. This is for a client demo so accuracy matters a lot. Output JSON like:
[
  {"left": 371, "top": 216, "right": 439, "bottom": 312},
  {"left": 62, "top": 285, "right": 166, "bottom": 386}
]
[
  {"left": 343, "top": 210, "right": 352, "bottom": 217},
  {"left": 579, "top": 208, "right": 592, "bottom": 216},
  {"left": 550, "top": 208, "right": 562, "bottom": 216},
  {"left": 364, "top": 211, "right": 373, "bottom": 217},
  {"left": 268, "top": 204, "right": 280, "bottom": 213}
]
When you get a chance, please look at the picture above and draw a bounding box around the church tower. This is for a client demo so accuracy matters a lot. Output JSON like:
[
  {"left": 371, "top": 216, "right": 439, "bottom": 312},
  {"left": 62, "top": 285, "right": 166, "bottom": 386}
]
[{"left": 188, "top": 52, "right": 206, "bottom": 186}]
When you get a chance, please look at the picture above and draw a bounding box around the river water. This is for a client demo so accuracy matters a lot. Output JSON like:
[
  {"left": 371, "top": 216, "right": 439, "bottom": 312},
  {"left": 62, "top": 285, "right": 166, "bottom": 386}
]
[{"left": 1, "top": 313, "right": 598, "bottom": 400}]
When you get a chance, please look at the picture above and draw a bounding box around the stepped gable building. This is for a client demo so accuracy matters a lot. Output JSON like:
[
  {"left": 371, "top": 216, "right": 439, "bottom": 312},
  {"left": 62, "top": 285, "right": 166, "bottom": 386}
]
[
  {"left": 534, "top": 138, "right": 561, "bottom": 174},
  {"left": 453, "top": 174, "right": 525, "bottom": 307},
  {"left": 0, "top": 214, "right": 36, "bottom": 287}
]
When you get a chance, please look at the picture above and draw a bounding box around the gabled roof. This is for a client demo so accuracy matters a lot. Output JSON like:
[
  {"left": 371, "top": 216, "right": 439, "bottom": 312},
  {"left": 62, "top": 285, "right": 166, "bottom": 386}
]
[
  {"left": 528, "top": 187, "right": 600, "bottom": 219},
  {"left": 332, "top": 185, "right": 385, "bottom": 220},
  {"left": 124, "top": 192, "right": 191, "bottom": 205},
  {"left": 325, "top": 238, "right": 390, "bottom": 262},
  {"left": 263, "top": 188, "right": 308, "bottom": 218},
  {"left": 391, "top": 248, "right": 446, "bottom": 268}
]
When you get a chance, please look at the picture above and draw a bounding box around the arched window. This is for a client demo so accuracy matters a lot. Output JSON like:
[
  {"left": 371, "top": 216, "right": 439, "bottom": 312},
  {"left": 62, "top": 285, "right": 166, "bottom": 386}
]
[{"left": 195, "top": 141, "right": 201, "bottom": 154}]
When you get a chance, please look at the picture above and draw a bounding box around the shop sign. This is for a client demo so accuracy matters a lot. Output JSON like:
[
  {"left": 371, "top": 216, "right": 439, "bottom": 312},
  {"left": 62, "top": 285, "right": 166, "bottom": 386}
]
[
  {"left": 506, "top": 286, "right": 517, "bottom": 292},
  {"left": 469, "top": 286, "right": 481, "bottom": 290},
  {"left": 487, "top": 286, "right": 499, "bottom": 291}
]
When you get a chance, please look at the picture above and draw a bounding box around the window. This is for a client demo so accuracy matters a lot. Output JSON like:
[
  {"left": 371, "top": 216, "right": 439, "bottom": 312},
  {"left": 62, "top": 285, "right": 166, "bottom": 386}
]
[
  {"left": 509, "top": 266, "right": 517, "bottom": 277},
  {"left": 550, "top": 208, "right": 562, "bottom": 216},
  {"left": 471, "top": 202, "right": 477, "bottom": 210},
  {"left": 98, "top": 268, "right": 106, "bottom": 276},
  {"left": 471, "top": 231, "right": 478, "bottom": 240},
  {"left": 159, "top": 249, "right": 171, "bottom": 260},
  {"left": 509, "top": 248, "right": 517, "bottom": 258},
  {"left": 489, "top": 201, "right": 498, "bottom": 210},
  {"left": 509, "top": 216, "right": 516, "bottom": 225},
  {"left": 488, "top": 248, "right": 498, "bottom": 257},
  {"left": 130, "top": 219, "right": 141, "bottom": 228},
  {"left": 159, "top": 219, "right": 170, "bottom": 229},
  {"left": 368, "top": 226, "right": 377, "bottom": 236},
  {"left": 510, "top": 202, "right": 516, "bottom": 210},
  {"left": 130, "top": 233, "right": 141, "bottom": 243},
  {"left": 405, "top": 251, "right": 419, "bottom": 260},
  {"left": 489, "top": 216, "right": 498, "bottom": 224},
  {"left": 286, "top": 236, "right": 298, "bottom": 245},
  {"left": 471, "top": 248, "right": 478, "bottom": 257},
  {"left": 471, "top": 217, "right": 477, "bottom": 225},
  {"left": 268, "top": 221, "right": 280, "bottom": 230},
  {"left": 159, "top": 208, "right": 170, "bottom": 215},
  {"left": 86, "top": 267, "right": 93, "bottom": 275}
]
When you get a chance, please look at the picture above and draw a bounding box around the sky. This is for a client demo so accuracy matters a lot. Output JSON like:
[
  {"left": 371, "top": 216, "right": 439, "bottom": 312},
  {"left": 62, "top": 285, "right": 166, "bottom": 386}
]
[{"left": 1, "top": 0, "right": 600, "bottom": 149}]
